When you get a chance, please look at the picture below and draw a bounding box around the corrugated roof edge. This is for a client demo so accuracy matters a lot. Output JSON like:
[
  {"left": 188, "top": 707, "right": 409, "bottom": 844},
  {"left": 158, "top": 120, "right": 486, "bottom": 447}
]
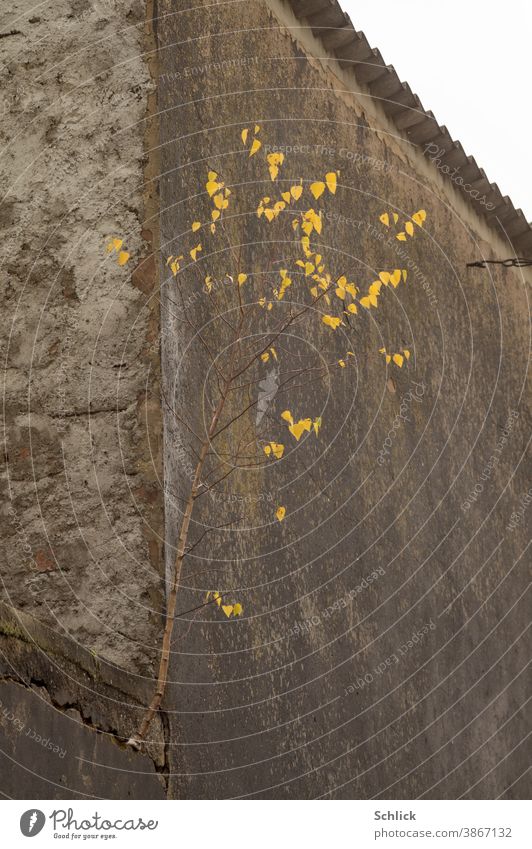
[{"left": 284, "top": 0, "right": 532, "bottom": 254}]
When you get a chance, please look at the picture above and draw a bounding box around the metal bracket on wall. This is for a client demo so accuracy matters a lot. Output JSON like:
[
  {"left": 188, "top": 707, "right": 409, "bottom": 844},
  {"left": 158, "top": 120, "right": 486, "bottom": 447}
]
[{"left": 467, "top": 258, "right": 532, "bottom": 269}]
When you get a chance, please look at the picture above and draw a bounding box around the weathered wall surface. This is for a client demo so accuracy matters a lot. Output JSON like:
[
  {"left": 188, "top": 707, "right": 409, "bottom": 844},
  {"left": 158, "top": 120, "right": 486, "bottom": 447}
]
[
  {"left": 156, "top": 0, "right": 530, "bottom": 799},
  {"left": 0, "top": 602, "right": 166, "bottom": 797},
  {"left": 0, "top": 0, "right": 164, "bottom": 674},
  {"left": 1, "top": 0, "right": 529, "bottom": 801}
]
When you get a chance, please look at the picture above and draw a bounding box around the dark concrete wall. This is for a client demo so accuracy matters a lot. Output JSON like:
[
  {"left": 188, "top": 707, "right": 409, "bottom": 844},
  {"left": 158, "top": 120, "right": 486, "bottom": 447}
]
[
  {"left": 0, "top": 603, "right": 166, "bottom": 798},
  {"left": 156, "top": 0, "right": 530, "bottom": 799}
]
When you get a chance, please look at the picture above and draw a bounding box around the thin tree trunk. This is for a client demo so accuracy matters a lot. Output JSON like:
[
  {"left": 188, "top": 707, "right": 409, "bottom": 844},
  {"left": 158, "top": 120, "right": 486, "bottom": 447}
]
[{"left": 127, "top": 376, "right": 232, "bottom": 749}]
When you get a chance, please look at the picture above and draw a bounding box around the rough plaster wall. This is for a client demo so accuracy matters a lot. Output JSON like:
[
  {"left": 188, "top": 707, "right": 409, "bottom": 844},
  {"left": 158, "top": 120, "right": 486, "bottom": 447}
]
[
  {"left": 157, "top": 0, "right": 530, "bottom": 799},
  {"left": 0, "top": 1, "right": 164, "bottom": 674}
]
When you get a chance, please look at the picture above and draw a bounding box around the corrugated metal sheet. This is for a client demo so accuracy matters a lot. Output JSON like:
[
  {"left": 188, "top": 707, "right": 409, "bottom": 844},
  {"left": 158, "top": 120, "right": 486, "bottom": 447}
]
[{"left": 285, "top": 0, "right": 532, "bottom": 253}]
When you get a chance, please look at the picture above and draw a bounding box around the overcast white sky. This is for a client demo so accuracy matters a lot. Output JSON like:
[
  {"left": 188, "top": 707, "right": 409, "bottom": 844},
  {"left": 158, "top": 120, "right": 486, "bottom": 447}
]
[{"left": 340, "top": 0, "right": 531, "bottom": 220}]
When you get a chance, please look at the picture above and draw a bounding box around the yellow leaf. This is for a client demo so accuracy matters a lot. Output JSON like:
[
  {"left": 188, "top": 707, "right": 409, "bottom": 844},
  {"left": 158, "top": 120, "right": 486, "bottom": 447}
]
[
  {"left": 289, "top": 419, "right": 312, "bottom": 440},
  {"left": 310, "top": 181, "right": 325, "bottom": 200},
  {"left": 412, "top": 209, "right": 426, "bottom": 226},
  {"left": 191, "top": 221, "right": 201, "bottom": 232},
  {"left": 325, "top": 171, "right": 337, "bottom": 194},
  {"left": 264, "top": 208, "right": 275, "bottom": 223},
  {"left": 208, "top": 171, "right": 218, "bottom": 181},
  {"left": 322, "top": 314, "right": 342, "bottom": 330},
  {"left": 301, "top": 236, "right": 312, "bottom": 256},
  {"left": 190, "top": 244, "right": 202, "bottom": 261},
  {"left": 403, "top": 349, "right": 411, "bottom": 360},
  {"left": 276, "top": 506, "right": 286, "bottom": 522},
  {"left": 264, "top": 441, "right": 284, "bottom": 459},
  {"left": 261, "top": 352, "right": 270, "bottom": 363},
  {"left": 269, "top": 164, "right": 279, "bottom": 181},
  {"left": 205, "top": 275, "right": 213, "bottom": 293},
  {"left": 405, "top": 221, "right": 414, "bottom": 237},
  {"left": 233, "top": 602, "right": 243, "bottom": 616},
  {"left": 249, "top": 138, "right": 261, "bottom": 157},
  {"left": 281, "top": 191, "right": 291, "bottom": 203},
  {"left": 277, "top": 275, "right": 291, "bottom": 299},
  {"left": 238, "top": 273, "right": 248, "bottom": 286},
  {"left": 393, "top": 213, "right": 399, "bottom": 224},
  {"left": 345, "top": 283, "right": 357, "bottom": 298},
  {"left": 270, "top": 346, "right": 278, "bottom": 360},
  {"left": 281, "top": 410, "right": 294, "bottom": 424},
  {"left": 222, "top": 604, "right": 234, "bottom": 618},
  {"left": 386, "top": 355, "right": 391, "bottom": 364},
  {"left": 393, "top": 353, "right": 404, "bottom": 368},
  {"left": 213, "top": 192, "right": 228, "bottom": 210},
  {"left": 402, "top": 269, "right": 408, "bottom": 282},
  {"left": 335, "top": 287, "right": 346, "bottom": 300},
  {"left": 241, "top": 128, "right": 248, "bottom": 144},
  {"left": 396, "top": 232, "right": 407, "bottom": 241},
  {"left": 379, "top": 271, "right": 391, "bottom": 286},
  {"left": 338, "top": 359, "right": 346, "bottom": 368},
  {"left": 254, "top": 124, "right": 260, "bottom": 134},
  {"left": 379, "top": 213, "right": 389, "bottom": 227},
  {"left": 359, "top": 293, "right": 378, "bottom": 308},
  {"left": 313, "top": 417, "right": 321, "bottom": 436},
  {"left": 347, "top": 303, "right": 357, "bottom": 314},
  {"left": 307, "top": 209, "right": 322, "bottom": 234},
  {"left": 117, "top": 251, "right": 130, "bottom": 266},
  {"left": 210, "top": 223, "right": 216, "bottom": 234},
  {"left": 390, "top": 269, "right": 401, "bottom": 287},
  {"left": 206, "top": 180, "right": 221, "bottom": 197},
  {"left": 369, "top": 281, "right": 382, "bottom": 297},
  {"left": 290, "top": 184, "right": 303, "bottom": 200},
  {"left": 106, "top": 237, "right": 123, "bottom": 253}
]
